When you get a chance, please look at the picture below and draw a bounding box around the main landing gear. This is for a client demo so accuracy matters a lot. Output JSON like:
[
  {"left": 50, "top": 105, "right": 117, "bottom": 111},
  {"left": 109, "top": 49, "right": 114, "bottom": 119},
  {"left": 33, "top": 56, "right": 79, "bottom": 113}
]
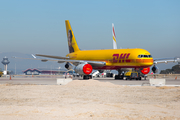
[
  {"left": 115, "top": 70, "right": 124, "bottom": 80},
  {"left": 83, "top": 75, "right": 92, "bottom": 80}
]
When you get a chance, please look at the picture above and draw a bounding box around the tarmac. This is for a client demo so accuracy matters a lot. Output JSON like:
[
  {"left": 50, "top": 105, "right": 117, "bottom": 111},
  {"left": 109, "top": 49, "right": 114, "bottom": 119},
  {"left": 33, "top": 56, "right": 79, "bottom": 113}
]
[{"left": 0, "top": 75, "right": 179, "bottom": 86}]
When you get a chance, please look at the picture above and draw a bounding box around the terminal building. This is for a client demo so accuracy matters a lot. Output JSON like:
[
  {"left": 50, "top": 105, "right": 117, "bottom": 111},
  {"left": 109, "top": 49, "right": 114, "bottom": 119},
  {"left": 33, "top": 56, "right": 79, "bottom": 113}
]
[
  {"left": 23, "top": 68, "right": 72, "bottom": 75},
  {"left": 23, "top": 69, "right": 41, "bottom": 75}
]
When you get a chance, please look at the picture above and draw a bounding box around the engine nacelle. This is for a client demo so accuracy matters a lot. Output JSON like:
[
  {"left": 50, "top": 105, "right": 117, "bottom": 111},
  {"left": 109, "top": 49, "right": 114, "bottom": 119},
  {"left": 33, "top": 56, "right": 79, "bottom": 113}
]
[
  {"left": 74, "top": 64, "right": 93, "bottom": 75},
  {"left": 151, "top": 65, "right": 159, "bottom": 73},
  {"left": 141, "top": 67, "right": 150, "bottom": 74},
  {"left": 65, "top": 62, "right": 73, "bottom": 70}
]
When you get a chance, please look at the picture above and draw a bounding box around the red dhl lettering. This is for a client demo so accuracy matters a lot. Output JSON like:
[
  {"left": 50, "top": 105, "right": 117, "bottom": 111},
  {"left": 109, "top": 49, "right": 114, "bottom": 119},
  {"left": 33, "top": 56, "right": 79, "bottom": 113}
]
[{"left": 112, "top": 53, "right": 130, "bottom": 63}]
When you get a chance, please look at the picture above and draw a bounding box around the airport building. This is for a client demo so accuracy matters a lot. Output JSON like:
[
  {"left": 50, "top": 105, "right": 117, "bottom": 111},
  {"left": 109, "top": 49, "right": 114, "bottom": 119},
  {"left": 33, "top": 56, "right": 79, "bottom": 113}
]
[
  {"left": 23, "top": 68, "right": 71, "bottom": 75},
  {"left": 23, "top": 69, "right": 41, "bottom": 75}
]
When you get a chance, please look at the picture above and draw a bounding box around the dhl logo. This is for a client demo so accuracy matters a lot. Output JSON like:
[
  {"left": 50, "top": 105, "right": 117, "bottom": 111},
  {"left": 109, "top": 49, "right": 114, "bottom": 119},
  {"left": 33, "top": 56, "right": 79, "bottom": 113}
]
[
  {"left": 86, "top": 68, "right": 90, "bottom": 70},
  {"left": 112, "top": 53, "right": 130, "bottom": 63}
]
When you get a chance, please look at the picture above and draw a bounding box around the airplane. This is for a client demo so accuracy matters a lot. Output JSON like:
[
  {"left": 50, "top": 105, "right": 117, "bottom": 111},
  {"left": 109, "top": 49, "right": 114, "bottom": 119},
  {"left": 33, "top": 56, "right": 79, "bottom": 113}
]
[{"left": 15, "top": 20, "right": 180, "bottom": 79}]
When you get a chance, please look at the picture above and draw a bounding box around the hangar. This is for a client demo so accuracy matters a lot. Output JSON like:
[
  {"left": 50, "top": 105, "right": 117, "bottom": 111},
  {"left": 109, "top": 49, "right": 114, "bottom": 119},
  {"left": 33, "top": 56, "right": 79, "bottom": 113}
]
[{"left": 23, "top": 68, "right": 72, "bottom": 75}]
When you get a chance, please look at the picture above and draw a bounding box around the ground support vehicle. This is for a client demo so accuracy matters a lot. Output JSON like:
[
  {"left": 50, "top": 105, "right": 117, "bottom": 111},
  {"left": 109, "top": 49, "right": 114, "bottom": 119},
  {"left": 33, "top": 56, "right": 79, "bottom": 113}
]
[{"left": 125, "top": 70, "right": 141, "bottom": 80}]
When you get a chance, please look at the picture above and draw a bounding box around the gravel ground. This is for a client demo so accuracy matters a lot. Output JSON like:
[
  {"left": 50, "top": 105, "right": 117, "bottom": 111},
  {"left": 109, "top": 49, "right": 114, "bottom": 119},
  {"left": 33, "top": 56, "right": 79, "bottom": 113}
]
[{"left": 0, "top": 80, "right": 180, "bottom": 120}]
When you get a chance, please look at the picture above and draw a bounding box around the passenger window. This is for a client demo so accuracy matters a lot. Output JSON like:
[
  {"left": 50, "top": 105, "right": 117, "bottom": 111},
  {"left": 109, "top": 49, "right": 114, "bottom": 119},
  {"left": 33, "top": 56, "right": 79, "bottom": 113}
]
[
  {"left": 141, "top": 55, "right": 144, "bottom": 58},
  {"left": 138, "top": 55, "right": 141, "bottom": 58}
]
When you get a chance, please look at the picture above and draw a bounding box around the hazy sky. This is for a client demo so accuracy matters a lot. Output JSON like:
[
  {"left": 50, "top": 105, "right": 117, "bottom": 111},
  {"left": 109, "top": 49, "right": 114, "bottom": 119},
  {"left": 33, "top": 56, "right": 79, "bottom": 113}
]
[{"left": 0, "top": 1, "right": 180, "bottom": 59}]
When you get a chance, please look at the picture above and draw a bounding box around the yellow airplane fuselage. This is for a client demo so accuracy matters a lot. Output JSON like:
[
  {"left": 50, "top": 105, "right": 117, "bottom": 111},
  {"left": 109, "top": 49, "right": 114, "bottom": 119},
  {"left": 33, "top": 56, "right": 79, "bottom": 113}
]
[{"left": 67, "top": 48, "right": 153, "bottom": 70}]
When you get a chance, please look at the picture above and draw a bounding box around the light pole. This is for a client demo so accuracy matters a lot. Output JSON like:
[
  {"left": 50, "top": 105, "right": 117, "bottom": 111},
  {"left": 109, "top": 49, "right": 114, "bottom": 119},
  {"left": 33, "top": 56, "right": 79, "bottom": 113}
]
[
  {"left": 15, "top": 63, "right": 16, "bottom": 75},
  {"left": 58, "top": 67, "right": 61, "bottom": 75}
]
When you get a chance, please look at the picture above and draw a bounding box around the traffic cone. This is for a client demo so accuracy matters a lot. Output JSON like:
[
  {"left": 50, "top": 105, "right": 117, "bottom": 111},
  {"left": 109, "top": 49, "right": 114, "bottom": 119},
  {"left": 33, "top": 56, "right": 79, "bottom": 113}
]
[
  {"left": 175, "top": 76, "right": 177, "bottom": 80},
  {"left": 9, "top": 75, "right": 11, "bottom": 80}
]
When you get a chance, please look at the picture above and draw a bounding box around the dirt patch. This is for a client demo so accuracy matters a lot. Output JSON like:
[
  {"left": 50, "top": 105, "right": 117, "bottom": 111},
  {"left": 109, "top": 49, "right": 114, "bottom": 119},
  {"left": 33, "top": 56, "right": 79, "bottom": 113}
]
[
  {"left": 0, "top": 80, "right": 180, "bottom": 120},
  {"left": 155, "top": 86, "right": 180, "bottom": 89}
]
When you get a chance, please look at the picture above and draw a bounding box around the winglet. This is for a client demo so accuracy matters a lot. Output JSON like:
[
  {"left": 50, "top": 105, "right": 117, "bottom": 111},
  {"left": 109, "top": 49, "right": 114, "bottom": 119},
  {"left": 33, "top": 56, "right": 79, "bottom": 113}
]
[{"left": 31, "top": 54, "right": 36, "bottom": 58}]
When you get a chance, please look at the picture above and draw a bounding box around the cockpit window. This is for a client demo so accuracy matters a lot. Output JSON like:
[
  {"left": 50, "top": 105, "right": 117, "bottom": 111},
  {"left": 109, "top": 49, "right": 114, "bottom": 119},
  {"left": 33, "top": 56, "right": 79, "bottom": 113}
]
[
  {"left": 144, "top": 55, "right": 148, "bottom": 57},
  {"left": 138, "top": 54, "right": 152, "bottom": 58},
  {"left": 148, "top": 55, "right": 152, "bottom": 58}
]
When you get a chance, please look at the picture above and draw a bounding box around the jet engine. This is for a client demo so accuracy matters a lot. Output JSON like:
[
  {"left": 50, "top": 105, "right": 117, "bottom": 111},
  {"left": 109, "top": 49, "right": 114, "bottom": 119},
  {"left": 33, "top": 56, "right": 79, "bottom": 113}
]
[
  {"left": 151, "top": 65, "right": 159, "bottom": 73},
  {"left": 74, "top": 64, "right": 93, "bottom": 75},
  {"left": 65, "top": 62, "right": 73, "bottom": 70},
  {"left": 141, "top": 67, "right": 150, "bottom": 74}
]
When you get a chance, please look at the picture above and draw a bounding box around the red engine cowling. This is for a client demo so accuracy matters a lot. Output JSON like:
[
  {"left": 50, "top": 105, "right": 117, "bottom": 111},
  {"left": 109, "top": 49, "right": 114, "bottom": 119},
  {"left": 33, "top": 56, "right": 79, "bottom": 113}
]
[
  {"left": 74, "top": 64, "right": 93, "bottom": 75},
  {"left": 141, "top": 67, "right": 150, "bottom": 74}
]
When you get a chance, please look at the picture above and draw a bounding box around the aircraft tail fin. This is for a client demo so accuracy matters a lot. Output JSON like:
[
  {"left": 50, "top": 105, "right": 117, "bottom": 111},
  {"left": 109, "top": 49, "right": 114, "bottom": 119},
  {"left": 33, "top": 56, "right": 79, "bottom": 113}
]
[
  {"left": 112, "top": 23, "right": 117, "bottom": 49},
  {"left": 65, "top": 20, "right": 80, "bottom": 53}
]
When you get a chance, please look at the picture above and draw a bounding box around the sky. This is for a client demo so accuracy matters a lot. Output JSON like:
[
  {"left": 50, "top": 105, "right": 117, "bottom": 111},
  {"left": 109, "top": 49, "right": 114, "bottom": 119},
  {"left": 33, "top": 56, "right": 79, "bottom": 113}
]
[{"left": 0, "top": 0, "right": 180, "bottom": 71}]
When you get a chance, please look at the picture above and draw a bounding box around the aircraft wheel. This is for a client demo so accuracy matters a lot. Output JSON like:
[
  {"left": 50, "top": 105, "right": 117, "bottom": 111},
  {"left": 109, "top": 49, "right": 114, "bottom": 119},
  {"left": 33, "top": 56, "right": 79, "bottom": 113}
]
[
  {"left": 110, "top": 73, "right": 113, "bottom": 77},
  {"left": 83, "top": 75, "right": 89, "bottom": 80},
  {"left": 89, "top": 75, "right": 92, "bottom": 79},
  {"left": 115, "top": 75, "right": 120, "bottom": 80}
]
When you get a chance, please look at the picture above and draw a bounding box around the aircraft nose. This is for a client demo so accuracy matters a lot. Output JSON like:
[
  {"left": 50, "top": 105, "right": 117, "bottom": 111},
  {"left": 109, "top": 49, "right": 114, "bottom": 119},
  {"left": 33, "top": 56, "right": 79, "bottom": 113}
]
[{"left": 143, "top": 59, "right": 153, "bottom": 66}]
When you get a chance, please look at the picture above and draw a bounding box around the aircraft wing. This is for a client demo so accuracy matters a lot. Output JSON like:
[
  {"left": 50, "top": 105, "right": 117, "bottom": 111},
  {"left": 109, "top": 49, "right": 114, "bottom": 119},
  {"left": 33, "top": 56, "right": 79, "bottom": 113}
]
[
  {"left": 13, "top": 56, "right": 106, "bottom": 67},
  {"left": 36, "top": 54, "right": 69, "bottom": 59},
  {"left": 35, "top": 54, "right": 106, "bottom": 67},
  {"left": 153, "top": 57, "right": 180, "bottom": 64}
]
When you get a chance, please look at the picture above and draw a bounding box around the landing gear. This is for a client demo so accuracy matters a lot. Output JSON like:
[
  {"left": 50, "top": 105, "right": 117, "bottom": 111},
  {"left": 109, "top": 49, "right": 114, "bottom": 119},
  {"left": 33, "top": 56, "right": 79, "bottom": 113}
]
[
  {"left": 83, "top": 75, "right": 92, "bottom": 80},
  {"left": 115, "top": 75, "right": 124, "bottom": 79},
  {"left": 115, "top": 70, "right": 124, "bottom": 80},
  {"left": 106, "top": 73, "right": 113, "bottom": 77},
  {"left": 136, "top": 76, "right": 141, "bottom": 80},
  {"left": 137, "top": 72, "right": 141, "bottom": 80}
]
